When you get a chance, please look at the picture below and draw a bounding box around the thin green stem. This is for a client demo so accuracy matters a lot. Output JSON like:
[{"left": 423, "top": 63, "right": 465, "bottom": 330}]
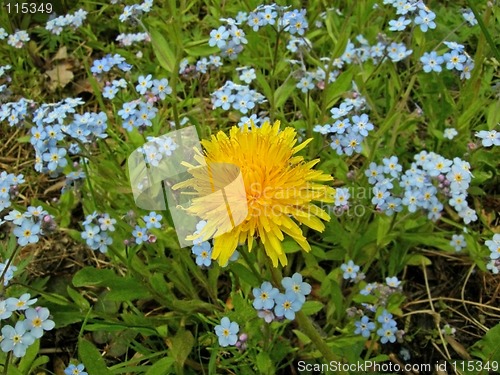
[
  {"left": 0, "top": 241, "right": 20, "bottom": 296},
  {"left": 432, "top": 21, "right": 467, "bottom": 53},
  {"left": 270, "top": 267, "right": 346, "bottom": 374},
  {"left": 363, "top": 337, "right": 377, "bottom": 361},
  {"left": 466, "top": 1, "right": 499, "bottom": 60},
  {"left": 263, "top": 321, "right": 271, "bottom": 353},
  {"left": 305, "top": 91, "right": 312, "bottom": 140},
  {"left": 2, "top": 352, "right": 11, "bottom": 375},
  {"left": 295, "top": 311, "right": 345, "bottom": 368},
  {"left": 269, "top": 27, "right": 283, "bottom": 119},
  {"left": 78, "top": 307, "right": 94, "bottom": 343},
  {"left": 81, "top": 157, "right": 98, "bottom": 210},
  {"left": 170, "top": 59, "right": 181, "bottom": 129},
  {"left": 107, "top": 242, "right": 129, "bottom": 267},
  {"left": 239, "top": 247, "right": 264, "bottom": 283},
  {"left": 271, "top": 27, "right": 282, "bottom": 78}
]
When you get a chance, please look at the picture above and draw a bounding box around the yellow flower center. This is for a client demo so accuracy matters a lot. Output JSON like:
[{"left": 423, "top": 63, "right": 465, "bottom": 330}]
[{"left": 32, "top": 318, "right": 42, "bottom": 327}]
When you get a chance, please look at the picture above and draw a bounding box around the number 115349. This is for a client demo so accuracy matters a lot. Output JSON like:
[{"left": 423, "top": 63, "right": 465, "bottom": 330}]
[{"left": 4, "top": 2, "right": 53, "bottom": 14}]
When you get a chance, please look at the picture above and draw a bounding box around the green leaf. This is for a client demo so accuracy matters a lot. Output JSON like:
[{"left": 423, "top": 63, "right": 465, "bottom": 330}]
[
  {"left": 67, "top": 286, "right": 90, "bottom": 310},
  {"left": 84, "top": 323, "right": 131, "bottom": 332},
  {"left": 168, "top": 329, "right": 194, "bottom": 368},
  {"left": 405, "top": 254, "right": 432, "bottom": 266},
  {"left": 376, "top": 215, "right": 392, "bottom": 247},
  {"left": 386, "top": 293, "right": 406, "bottom": 312},
  {"left": 95, "top": 291, "right": 120, "bottom": 314},
  {"left": 3, "top": 366, "right": 22, "bottom": 375},
  {"left": 230, "top": 263, "right": 260, "bottom": 286},
  {"left": 156, "top": 324, "right": 168, "bottom": 337},
  {"left": 400, "top": 233, "right": 451, "bottom": 252},
  {"left": 255, "top": 69, "right": 272, "bottom": 103},
  {"left": 283, "top": 239, "right": 301, "bottom": 253},
  {"left": 324, "top": 71, "right": 353, "bottom": 108},
  {"left": 232, "top": 293, "right": 257, "bottom": 323},
  {"left": 106, "top": 286, "right": 150, "bottom": 302},
  {"left": 57, "top": 191, "right": 75, "bottom": 227},
  {"left": 36, "top": 291, "right": 69, "bottom": 306},
  {"left": 149, "top": 273, "right": 173, "bottom": 298},
  {"left": 6, "top": 233, "right": 18, "bottom": 255},
  {"left": 149, "top": 28, "right": 176, "bottom": 73},
  {"left": 468, "top": 186, "right": 486, "bottom": 196},
  {"left": 184, "top": 43, "right": 219, "bottom": 57},
  {"left": 73, "top": 267, "right": 151, "bottom": 301},
  {"left": 470, "top": 170, "right": 493, "bottom": 185},
  {"left": 18, "top": 339, "right": 39, "bottom": 374},
  {"left": 470, "top": 323, "right": 500, "bottom": 362},
  {"left": 472, "top": 149, "right": 499, "bottom": 170},
  {"left": 256, "top": 352, "right": 275, "bottom": 375},
  {"left": 466, "top": 0, "right": 500, "bottom": 60},
  {"left": 320, "top": 277, "right": 344, "bottom": 320},
  {"left": 29, "top": 356, "right": 50, "bottom": 373},
  {"left": 293, "top": 329, "right": 311, "bottom": 345},
  {"left": 301, "top": 301, "right": 324, "bottom": 316},
  {"left": 16, "top": 135, "right": 31, "bottom": 143},
  {"left": 274, "top": 78, "right": 297, "bottom": 108},
  {"left": 352, "top": 293, "right": 377, "bottom": 304},
  {"left": 79, "top": 338, "right": 113, "bottom": 375},
  {"left": 208, "top": 338, "right": 218, "bottom": 374},
  {"left": 50, "top": 308, "right": 86, "bottom": 327},
  {"left": 73, "top": 267, "right": 116, "bottom": 287},
  {"left": 486, "top": 102, "right": 500, "bottom": 129},
  {"left": 328, "top": 336, "right": 368, "bottom": 363},
  {"left": 145, "top": 356, "right": 175, "bottom": 375}
]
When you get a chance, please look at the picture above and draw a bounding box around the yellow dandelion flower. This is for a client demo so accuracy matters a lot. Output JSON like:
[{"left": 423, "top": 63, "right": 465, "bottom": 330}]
[{"left": 174, "top": 121, "right": 335, "bottom": 267}]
